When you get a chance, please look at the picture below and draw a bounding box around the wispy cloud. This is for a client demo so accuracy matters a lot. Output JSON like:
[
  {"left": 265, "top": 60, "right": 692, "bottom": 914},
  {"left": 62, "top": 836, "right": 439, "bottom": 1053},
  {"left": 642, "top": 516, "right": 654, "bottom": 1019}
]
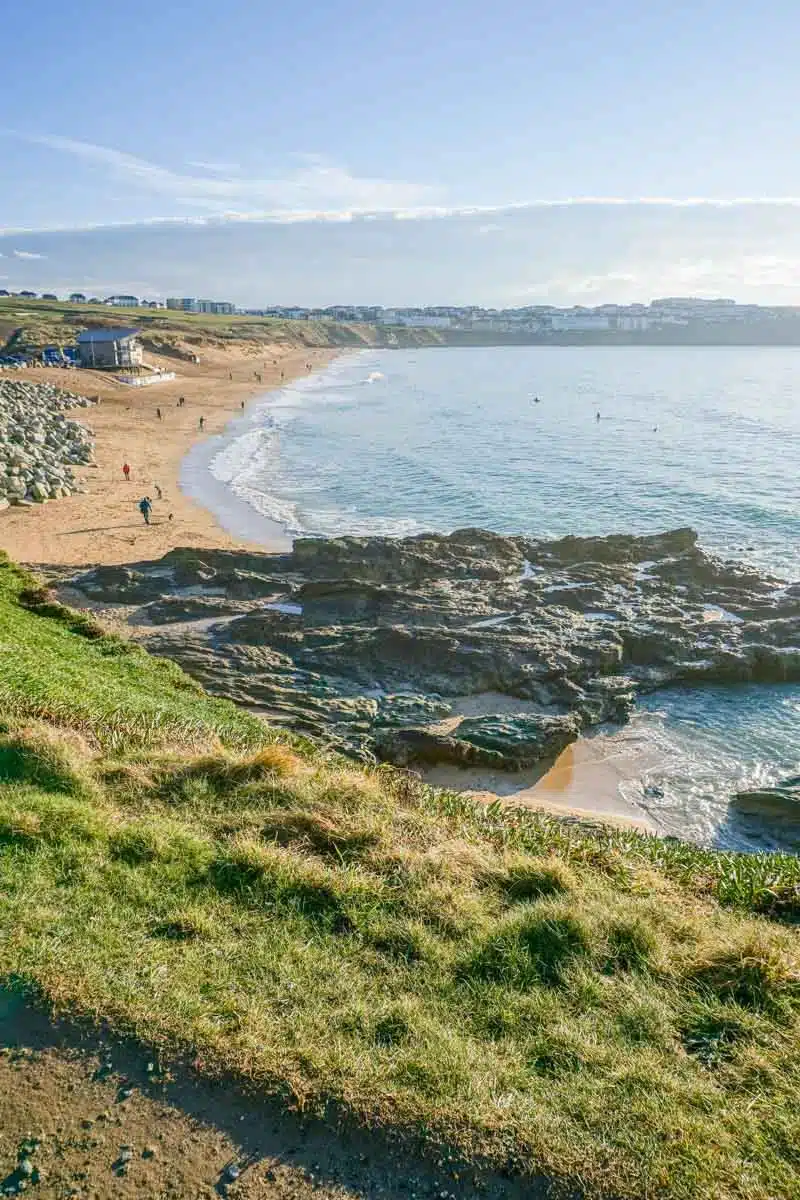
[
  {"left": 5, "top": 131, "right": 434, "bottom": 216},
  {"left": 185, "top": 159, "right": 242, "bottom": 173},
  {"left": 13, "top": 249, "right": 46, "bottom": 259}
]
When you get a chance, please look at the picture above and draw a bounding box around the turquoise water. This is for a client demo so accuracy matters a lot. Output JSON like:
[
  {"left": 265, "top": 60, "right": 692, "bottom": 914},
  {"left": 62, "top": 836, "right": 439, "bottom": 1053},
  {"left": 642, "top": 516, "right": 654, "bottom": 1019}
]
[{"left": 188, "top": 346, "right": 800, "bottom": 848}]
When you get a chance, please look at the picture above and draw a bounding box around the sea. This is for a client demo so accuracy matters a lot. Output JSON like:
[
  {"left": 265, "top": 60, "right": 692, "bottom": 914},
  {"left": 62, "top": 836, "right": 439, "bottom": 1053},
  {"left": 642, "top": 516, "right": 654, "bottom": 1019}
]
[{"left": 182, "top": 346, "right": 800, "bottom": 850}]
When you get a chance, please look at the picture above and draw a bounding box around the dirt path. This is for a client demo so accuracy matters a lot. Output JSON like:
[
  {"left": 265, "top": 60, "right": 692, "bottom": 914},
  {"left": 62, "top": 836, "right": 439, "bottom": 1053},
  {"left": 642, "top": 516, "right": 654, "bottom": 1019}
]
[{"left": 0, "top": 991, "right": 540, "bottom": 1200}]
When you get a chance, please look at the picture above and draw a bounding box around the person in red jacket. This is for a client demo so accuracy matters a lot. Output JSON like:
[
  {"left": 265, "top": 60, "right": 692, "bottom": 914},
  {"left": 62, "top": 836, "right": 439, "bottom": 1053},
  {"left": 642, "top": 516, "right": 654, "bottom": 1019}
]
[{"left": 122, "top": 462, "right": 131, "bottom": 481}]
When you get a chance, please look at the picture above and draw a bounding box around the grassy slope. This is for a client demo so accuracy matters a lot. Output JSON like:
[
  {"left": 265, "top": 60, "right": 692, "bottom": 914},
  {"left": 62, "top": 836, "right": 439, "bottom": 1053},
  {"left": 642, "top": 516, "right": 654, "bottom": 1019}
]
[
  {"left": 0, "top": 297, "right": 445, "bottom": 354},
  {"left": 1, "top": 554, "right": 800, "bottom": 1199}
]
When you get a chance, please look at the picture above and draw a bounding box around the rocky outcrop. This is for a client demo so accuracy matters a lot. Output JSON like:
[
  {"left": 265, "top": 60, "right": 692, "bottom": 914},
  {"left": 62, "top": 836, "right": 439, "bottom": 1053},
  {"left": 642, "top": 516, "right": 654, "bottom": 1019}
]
[
  {"left": 69, "top": 527, "right": 800, "bottom": 770},
  {"left": 0, "top": 380, "right": 95, "bottom": 507},
  {"left": 733, "top": 777, "right": 800, "bottom": 818}
]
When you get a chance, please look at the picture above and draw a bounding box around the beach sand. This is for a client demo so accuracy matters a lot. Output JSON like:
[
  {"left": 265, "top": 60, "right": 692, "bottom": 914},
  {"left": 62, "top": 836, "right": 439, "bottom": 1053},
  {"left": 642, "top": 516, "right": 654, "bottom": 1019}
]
[
  {"left": 424, "top": 727, "right": 660, "bottom": 833},
  {"left": 0, "top": 343, "right": 338, "bottom": 568}
]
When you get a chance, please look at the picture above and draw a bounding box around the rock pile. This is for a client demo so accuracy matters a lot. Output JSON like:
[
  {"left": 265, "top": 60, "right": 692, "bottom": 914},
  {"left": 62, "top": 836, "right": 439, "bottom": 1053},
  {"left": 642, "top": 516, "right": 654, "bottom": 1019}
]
[
  {"left": 71, "top": 527, "right": 800, "bottom": 771},
  {"left": 0, "top": 379, "right": 95, "bottom": 509}
]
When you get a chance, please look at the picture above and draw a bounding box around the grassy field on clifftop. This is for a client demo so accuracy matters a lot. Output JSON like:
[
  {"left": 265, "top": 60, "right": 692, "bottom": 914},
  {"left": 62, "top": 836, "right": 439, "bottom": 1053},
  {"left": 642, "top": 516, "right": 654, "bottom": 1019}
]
[
  {"left": 1, "top": 553, "right": 800, "bottom": 1199},
  {"left": 0, "top": 296, "right": 446, "bottom": 354}
]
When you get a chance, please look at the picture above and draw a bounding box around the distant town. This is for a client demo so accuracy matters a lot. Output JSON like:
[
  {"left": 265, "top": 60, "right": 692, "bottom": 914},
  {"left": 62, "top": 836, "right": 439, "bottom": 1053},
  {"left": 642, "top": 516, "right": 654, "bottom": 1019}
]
[{"left": 6, "top": 291, "right": 800, "bottom": 339}]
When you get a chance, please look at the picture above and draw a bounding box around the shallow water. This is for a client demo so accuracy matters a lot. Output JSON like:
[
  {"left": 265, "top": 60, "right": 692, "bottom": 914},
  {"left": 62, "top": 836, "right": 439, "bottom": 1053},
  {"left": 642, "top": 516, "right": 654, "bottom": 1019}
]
[{"left": 184, "top": 346, "right": 800, "bottom": 849}]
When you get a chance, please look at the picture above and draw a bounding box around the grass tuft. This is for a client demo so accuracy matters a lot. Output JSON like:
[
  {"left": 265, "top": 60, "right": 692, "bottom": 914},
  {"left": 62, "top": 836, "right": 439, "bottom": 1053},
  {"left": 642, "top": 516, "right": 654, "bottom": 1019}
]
[
  {"left": 602, "top": 916, "right": 659, "bottom": 973},
  {"left": 0, "top": 727, "right": 92, "bottom": 797},
  {"left": 261, "top": 807, "right": 381, "bottom": 861},
  {"left": 689, "top": 938, "right": 800, "bottom": 1014},
  {"left": 496, "top": 855, "right": 574, "bottom": 903},
  {"left": 462, "top": 907, "right": 591, "bottom": 987}
]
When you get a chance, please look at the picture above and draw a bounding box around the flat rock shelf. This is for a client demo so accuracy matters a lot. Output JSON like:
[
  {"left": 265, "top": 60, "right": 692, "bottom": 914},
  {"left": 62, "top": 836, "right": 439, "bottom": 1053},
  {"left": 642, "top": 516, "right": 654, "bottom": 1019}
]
[{"left": 67, "top": 526, "right": 799, "bottom": 828}]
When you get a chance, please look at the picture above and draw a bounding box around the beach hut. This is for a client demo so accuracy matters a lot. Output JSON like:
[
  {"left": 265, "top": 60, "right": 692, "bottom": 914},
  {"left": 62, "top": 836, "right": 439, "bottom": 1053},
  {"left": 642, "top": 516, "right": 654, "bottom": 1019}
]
[{"left": 76, "top": 328, "right": 143, "bottom": 370}]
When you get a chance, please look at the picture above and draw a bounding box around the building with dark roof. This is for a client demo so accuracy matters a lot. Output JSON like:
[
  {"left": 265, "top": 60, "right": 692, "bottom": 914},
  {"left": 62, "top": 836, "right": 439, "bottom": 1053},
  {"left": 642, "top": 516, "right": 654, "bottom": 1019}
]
[
  {"left": 76, "top": 328, "right": 143, "bottom": 370},
  {"left": 104, "top": 294, "right": 139, "bottom": 308}
]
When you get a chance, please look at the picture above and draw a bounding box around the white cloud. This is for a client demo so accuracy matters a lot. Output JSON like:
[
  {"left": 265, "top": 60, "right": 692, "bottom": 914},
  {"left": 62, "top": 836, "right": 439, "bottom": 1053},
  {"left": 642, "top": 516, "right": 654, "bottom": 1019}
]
[{"left": 12, "top": 249, "right": 46, "bottom": 259}]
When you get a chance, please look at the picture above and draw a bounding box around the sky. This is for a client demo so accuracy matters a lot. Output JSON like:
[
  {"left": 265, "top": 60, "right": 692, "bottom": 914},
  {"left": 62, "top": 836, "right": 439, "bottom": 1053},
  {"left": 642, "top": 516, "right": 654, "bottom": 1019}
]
[{"left": 3, "top": 0, "right": 800, "bottom": 306}]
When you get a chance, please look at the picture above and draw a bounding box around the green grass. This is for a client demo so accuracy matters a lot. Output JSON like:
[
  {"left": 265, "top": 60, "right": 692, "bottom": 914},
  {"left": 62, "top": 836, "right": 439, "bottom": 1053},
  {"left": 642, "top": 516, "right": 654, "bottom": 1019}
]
[
  {"left": 0, "top": 557, "right": 264, "bottom": 752},
  {"left": 1, "top": 554, "right": 800, "bottom": 1198},
  {"left": 0, "top": 297, "right": 445, "bottom": 354}
]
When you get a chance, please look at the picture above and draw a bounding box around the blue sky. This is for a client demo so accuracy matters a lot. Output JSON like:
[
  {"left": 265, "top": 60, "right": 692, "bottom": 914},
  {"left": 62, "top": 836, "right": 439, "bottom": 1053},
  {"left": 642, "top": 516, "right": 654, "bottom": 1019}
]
[{"left": 3, "top": 0, "right": 800, "bottom": 305}]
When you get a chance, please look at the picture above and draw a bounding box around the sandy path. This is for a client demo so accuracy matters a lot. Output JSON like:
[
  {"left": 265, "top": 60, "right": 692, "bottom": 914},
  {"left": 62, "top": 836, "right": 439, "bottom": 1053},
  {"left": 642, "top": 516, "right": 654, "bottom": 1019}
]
[{"left": 0, "top": 344, "right": 338, "bottom": 568}]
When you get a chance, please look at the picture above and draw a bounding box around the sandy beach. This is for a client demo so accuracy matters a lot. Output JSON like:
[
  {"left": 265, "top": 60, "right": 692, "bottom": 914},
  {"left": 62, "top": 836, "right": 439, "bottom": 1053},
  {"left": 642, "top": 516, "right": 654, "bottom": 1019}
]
[{"left": 0, "top": 342, "right": 338, "bottom": 568}]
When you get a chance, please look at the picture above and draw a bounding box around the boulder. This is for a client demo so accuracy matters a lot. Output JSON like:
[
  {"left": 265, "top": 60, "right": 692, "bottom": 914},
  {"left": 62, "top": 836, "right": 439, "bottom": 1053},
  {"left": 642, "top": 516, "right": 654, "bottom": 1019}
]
[{"left": 732, "top": 778, "right": 800, "bottom": 817}]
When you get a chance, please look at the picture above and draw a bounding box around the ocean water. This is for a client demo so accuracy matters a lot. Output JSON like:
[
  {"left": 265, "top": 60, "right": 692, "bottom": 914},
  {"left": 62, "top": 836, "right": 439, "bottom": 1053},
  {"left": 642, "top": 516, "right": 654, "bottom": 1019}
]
[{"left": 183, "top": 346, "right": 800, "bottom": 848}]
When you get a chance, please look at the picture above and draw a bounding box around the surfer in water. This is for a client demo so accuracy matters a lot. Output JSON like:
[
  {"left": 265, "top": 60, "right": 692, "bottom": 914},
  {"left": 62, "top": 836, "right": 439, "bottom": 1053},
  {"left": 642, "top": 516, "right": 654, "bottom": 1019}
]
[{"left": 596, "top": 411, "right": 601, "bottom": 421}]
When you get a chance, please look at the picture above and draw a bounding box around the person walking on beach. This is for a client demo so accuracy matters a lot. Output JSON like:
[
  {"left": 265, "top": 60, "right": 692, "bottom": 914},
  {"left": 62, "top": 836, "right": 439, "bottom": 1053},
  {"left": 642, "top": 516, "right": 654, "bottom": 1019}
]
[
  {"left": 199, "top": 416, "right": 205, "bottom": 431},
  {"left": 156, "top": 407, "right": 162, "bottom": 420},
  {"left": 154, "top": 484, "right": 163, "bottom": 500},
  {"left": 138, "top": 496, "right": 152, "bottom": 525},
  {"left": 122, "top": 462, "right": 131, "bottom": 481}
]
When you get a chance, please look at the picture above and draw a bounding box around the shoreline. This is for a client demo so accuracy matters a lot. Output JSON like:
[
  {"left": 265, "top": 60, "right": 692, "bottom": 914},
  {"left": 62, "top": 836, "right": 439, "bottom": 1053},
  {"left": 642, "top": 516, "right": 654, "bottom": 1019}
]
[
  {"left": 178, "top": 350, "right": 365, "bottom": 549},
  {"left": 0, "top": 343, "right": 339, "bottom": 568}
]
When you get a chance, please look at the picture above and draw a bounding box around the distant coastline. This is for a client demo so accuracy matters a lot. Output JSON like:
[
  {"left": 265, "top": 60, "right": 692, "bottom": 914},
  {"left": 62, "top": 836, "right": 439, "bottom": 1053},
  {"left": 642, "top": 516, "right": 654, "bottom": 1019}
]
[{"left": 428, "top": 327, "right": 800, "bottom": 348}]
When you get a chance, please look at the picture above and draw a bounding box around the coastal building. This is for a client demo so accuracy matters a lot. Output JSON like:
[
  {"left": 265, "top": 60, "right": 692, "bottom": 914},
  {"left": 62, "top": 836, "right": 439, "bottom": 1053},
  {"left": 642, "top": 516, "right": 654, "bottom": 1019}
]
[
  {"left": 165, "top": 297, "right": 235, "bottom": 314},
  {"left": 377, "top": 311, "right": 452, "bottom": 328},
  {"left": 197, "top": 299, "right": 235, "bottom": 314},
  {"left": 549, "top": 312, "right": 612, "bottom": 332},
  {"left": 616, "top": 314, "right": 651, "bottom": 331},
  {"left": 104, "top": 294, "right": 139, "bottom": 308},
  {"left": 166, "top": 298, "right": 195, "bottom": 311},
  {"left": 76, "top": 328, "right": 143, "bottom": 370}
]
